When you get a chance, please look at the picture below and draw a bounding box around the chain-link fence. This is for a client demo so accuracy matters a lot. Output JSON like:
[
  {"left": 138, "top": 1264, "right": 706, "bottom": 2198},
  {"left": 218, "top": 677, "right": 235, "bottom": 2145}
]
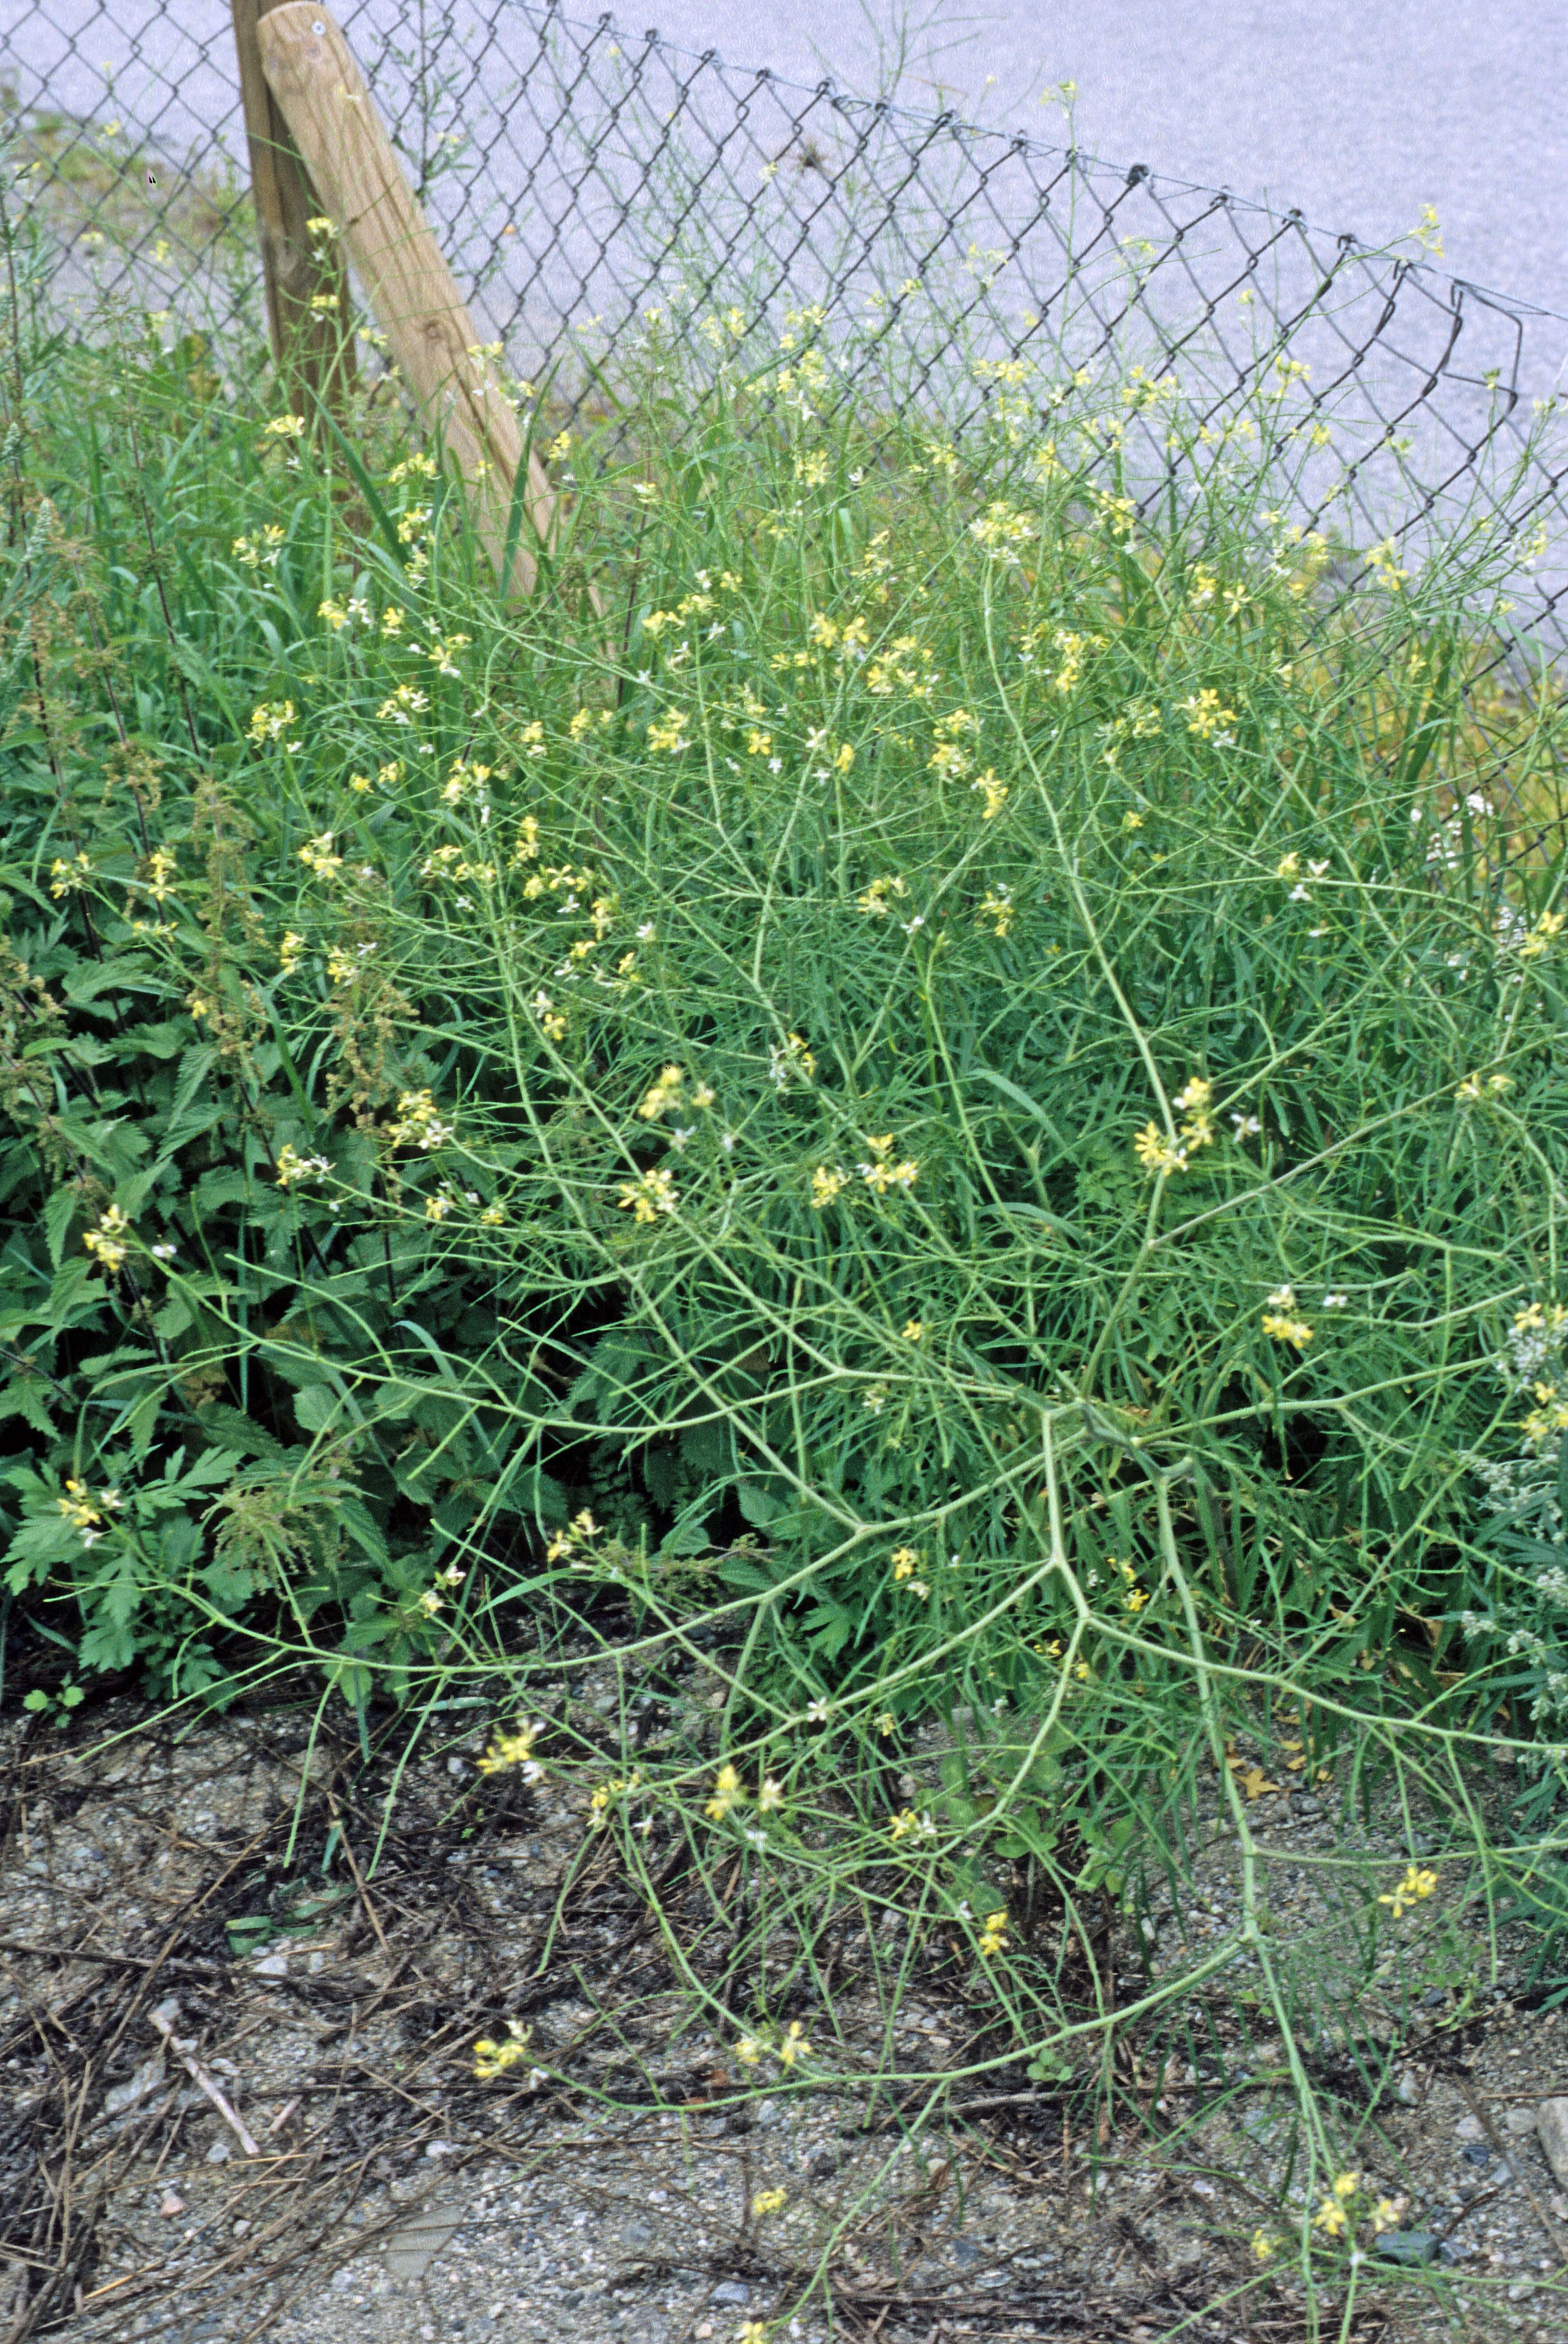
[{"left": 6, "top": 0, "right": 1568, "bottom": 658}]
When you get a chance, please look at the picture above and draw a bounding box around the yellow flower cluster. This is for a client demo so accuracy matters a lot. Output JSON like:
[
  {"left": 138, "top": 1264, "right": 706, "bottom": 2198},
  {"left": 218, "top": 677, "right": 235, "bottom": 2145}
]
[
  {"left": 57, "top": 1476, "right": 120, "bottom": 1539},
  {"left": 477, "top": 1718, "right": 546, "bottom": 1779},
  {"left": 1377, "top": 1862, "right": 1438, "bottom": 1918},
  {"left": 82, "top": 1204, "right": 131, "bottom": 1276},
  {"left": 297, "top": 831, "right": 342, "bottom": 879},
  {"left": 384, "top": 1089, "right": 454, "bottom": 1151},
  {"left": 890, "top": 1545, "right": 930, "bottom": 1598},
  {"left": 971, "top": 770, "right": 1009, "bottom": 821},
  {"left": 1261, "top": 1284, "right": 1313, "bottom": 1349},
  {"left": 617, "top": 1166, "right": 679, "bottom": 1224},
  {"left": 545, "top": 1508, "right": 604, "bottom": 1567},
  {"left": 1519, "top": 908, "right": 1565, "bottom": 960},
  {"left": 49, "top": 853, "right": 92, "bottom": 899},
  {"left": 705, "top": 1765, "right": 785, "bottom": 1822},
  {"left": 859, "top": 1133, "right": 919, "bottom": 1193},
  {"left": 887, "top": 1807, "right": 937, "bottom": 1843},
  {"left": 1133, "top": 1075, "right": 1215, "bottom": 1175},
  {"left": 977, "top": 1908, "right": 1008, "bottom": 1957},
  {"left": 928, "top": 707, "right": 980, "bottom": 782},
  {"left": 978, "top": 885, "right": 1014, "bottom": 937},
  {"left": 734, "top": 2018, "right": 811, "bottom": 2069},
  {"left": 249, "top": 699, "right": 297, "bottom": 744},
  {"left": 472, "top": 2018, "right": 536, "bottom": 2081},
  {"left": 275, "top": 1143, "right": 331, "bottom": 1189},
  {"left": 1181, "top": 688, "right": 1236, "bottom": 741},
  {"left": 587, "top": 1770, "right": 641, "bottom": 1825},
  {"left": 968, "top": 500, "right": 1036, "bottom": 560},
  {"left": 233, "top": 524, "right": 284, "bottom": 568},
  {"left": 635, "top": 1063, "right": 712, "bottom": 1121}
]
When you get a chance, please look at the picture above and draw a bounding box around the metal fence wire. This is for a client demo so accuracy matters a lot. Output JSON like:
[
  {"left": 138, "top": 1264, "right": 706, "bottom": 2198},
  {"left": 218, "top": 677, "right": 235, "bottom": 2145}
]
[{"left": 6, "top": 0, "right": 1568, "bottom": 661}]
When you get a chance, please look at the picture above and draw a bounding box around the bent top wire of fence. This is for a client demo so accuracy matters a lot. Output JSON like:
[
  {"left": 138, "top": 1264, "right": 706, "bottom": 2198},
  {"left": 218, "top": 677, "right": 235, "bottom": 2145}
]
[{"left": 7, "top": 0, "right": 1568, "bottom": 657}]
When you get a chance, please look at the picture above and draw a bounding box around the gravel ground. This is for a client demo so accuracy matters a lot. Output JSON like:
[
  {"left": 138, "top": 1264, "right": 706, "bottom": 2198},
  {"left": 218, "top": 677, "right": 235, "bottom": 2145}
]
[{"left": 4, "top": 1692, "right": 1568, "bottom": 2344}]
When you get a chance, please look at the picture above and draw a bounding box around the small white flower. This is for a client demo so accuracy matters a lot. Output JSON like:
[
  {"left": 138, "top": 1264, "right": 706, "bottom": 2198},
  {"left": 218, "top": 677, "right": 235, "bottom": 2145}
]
[
  {"left": 1267, "top": 1285, "right": 1295, "bottom": 1310},
  {"left": 806, "top": 1699, "right": 834, "bottom": 1723},
  {"left": 1322, "top": 1292, "right": 1348, "bottom": 1309},
  {"left": 1231, "top": 1113, "right": 1261, "bottom": 1137},
  {"left": 768, "top": 757, "right": 782, "bottom": 773}
]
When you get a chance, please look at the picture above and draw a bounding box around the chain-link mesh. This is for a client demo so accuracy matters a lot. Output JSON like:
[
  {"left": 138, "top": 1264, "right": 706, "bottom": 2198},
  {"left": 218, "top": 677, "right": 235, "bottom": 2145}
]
[{"left": 5, "top": 0, "right": 1568, "bottom": 657}]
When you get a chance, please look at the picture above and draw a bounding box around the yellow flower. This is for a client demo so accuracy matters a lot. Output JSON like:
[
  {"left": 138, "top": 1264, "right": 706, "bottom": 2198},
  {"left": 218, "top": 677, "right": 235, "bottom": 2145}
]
[
  {"left": 890, "top": 1546, "right": 921, "bottom": 1581},
  {"left": 757, "top": 1777, "right": 784, "bottom": 1812},
  {"left": 57, "top": 1477, "right": 103, "bottom": 1533},
  {"left": 637, "top": 1065, "right": 686, "bottom": 1120},
  {"left": 810, "top": 1165, "right": 848, "bottom": 1210},
  {"left": 706, "top": 1763, "right": 744, "bottom": 1820},
  {"left": 249, "top": 698, "right": 298, "bottom": 745},
  {"left": 49, "top": 853, "right": 93, "bottom": 898},
  {"left": 1251, "top": 2230, "right": 1275, "bottom": 2262},
  {"left": 735, "top": 2036, "right": 763, "bottom": 2066},
  {"left": 473, "top": 2018, "right": 533, "bottom": 2080},
  {"left": 978, "top": 887, "right": 1015, "bottom": 938},
  {"left": 1262, "top": 1312, "right": 1313, "bottom": 1349},
  {"left": 876, "top": 1712, "right": 897, "bottom": 1737},
  {"left": 1312, "top": 2195, "right": 1348, "bottom": 2237},
  {"left": 297, "top": 830, "right": 342, "bottom": 878},
  {"left": 971, "top": 769, "right": 1009, "bottom": 820},
  {"left": 978, "top": 1909, "right": 1009, "bottom": 1957},
  {"left": 426, "top": 1194, "right": 451, "bottom": 1222},
  {"left": 752, "top": 2188, "right": 787, "bottom": 2217},
  {"left": 888, "top": 1807, "right": 935, "bottom": 1843},
  {"left": 1125, "top": 1586, "right": 1149, "bottom": 1613},
  {"left": 1519, "top": 908, "right": 1566, "bottom": 960},
  {"left": 902, "top": 1319, "right": 925, "bottom": 1342},
  {"left": 1181, "top": 688, "right": 1236, "bottom": 740},
  {"left": 1133, "top": 1121, "right": 1183, "bottom": 1174},
  {"left": 477, "top": 1720, "right": 545, "bottom": 1777},
  {"left": 275, "top": 1143, "right": 330, "bottom": 1189},
  {"left": 1378, "top": 1864, "right": 1438, "bottom": 1919},
  {"left": 1334, "top": 2170, "right": 1359, "bottom": 2199},
  {"left": 82, "top": 1205, "right": 131, "bottom": 1276},
  {"left": 617, "top": 1166, "right": 679, "bottom": 1224},
  {"left": 778, "top": 2020, "right": 809, "bottom": 2067}
]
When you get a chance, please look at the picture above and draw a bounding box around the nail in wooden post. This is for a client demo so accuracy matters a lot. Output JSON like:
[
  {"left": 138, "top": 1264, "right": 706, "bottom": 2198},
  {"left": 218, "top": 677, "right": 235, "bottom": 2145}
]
[
  {"left": 255, "top": 2, "right": 560, "bottom": 598},
  {"left": 231, "top": 0, "right": 356, "bottom": 415}
]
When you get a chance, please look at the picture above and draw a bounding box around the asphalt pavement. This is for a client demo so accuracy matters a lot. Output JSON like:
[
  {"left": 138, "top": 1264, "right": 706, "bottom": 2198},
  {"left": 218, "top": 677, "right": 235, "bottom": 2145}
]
[{"left": 5, "top": 0, "right": 1564, "bottom": 320}]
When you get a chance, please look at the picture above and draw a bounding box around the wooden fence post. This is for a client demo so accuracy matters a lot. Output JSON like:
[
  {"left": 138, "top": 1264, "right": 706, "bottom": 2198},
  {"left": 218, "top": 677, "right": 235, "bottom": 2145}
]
[
  {"left": 231, "top": 0, "right": 356, "bottom": 414},
  {"left": 254, "top": 2, "right": 561, "bottom": 599}
]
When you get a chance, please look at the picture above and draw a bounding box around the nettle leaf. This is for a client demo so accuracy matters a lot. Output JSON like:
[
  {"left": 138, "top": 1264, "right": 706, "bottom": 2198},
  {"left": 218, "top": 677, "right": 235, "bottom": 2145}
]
[
  {"left": 294, "top": 1384, "right": 346, "bottom": 1435},
  {"left": 0, "top": 1378, "right": 54, "bottom": 1438},
  {"left": 43, "top": 1186, "right": 81, "bottom": 1272}
]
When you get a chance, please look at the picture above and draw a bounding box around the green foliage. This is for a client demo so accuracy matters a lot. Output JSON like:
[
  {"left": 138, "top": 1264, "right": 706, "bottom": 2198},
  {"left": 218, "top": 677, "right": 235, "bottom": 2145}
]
[{"left": 3, "top": 276, "right": 1568, "bottom": 1745}]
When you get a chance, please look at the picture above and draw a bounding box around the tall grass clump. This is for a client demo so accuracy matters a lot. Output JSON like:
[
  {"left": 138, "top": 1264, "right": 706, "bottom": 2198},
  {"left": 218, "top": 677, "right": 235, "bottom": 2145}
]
[{"left": 5, "top": 209, "right": 1568, "bottom": 2323}]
